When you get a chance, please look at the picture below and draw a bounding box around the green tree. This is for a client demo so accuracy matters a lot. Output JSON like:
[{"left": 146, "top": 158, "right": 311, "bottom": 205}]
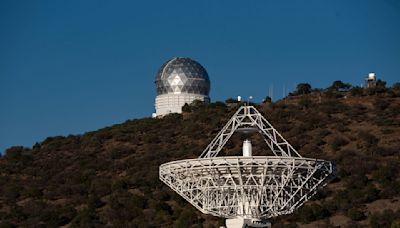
[
  {"left": 263, "top": 96, "right": 272, "bottom": 103},
  {"left": 182, "top": 103, "right": 191, "bottom": 112},
  {"left": 330, "top": 80, "right": 352, "bottom": 92},
  {"left": 391, "top": 82, "right": 400, "bottom": 97},
  {"left": 296, "top": 83, "right": 312, "bottom": 95}
]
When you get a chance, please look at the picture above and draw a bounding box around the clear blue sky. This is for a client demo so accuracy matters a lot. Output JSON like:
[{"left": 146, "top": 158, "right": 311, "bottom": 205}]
[{"left": 1, "top": 0, "right": 399, "bottom": 153}]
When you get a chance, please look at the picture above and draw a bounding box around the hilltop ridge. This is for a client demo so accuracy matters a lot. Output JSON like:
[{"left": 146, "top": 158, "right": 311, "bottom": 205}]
[{"left": 1, "top": 82, "right": 400, "bottom": 227}]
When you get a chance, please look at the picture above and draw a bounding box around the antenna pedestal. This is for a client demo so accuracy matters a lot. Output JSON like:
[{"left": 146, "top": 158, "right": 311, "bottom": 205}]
[{"left": 226, "top": 217, "right": 271, "bottom": 228}]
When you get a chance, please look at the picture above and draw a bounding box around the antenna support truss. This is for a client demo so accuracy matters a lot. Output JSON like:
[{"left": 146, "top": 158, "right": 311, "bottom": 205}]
[{"left": 200, "top": 106, "right": 301, "bottom": 158}]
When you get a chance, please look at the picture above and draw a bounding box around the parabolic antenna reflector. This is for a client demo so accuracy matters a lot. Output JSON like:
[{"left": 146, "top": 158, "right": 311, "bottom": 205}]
[{"left": 159, "top": 106, "right": 335, "bottom": 227}]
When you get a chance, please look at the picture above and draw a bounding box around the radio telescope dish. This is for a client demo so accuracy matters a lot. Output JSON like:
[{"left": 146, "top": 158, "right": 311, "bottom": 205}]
[{"left": 159, "top": 106, "right": 336, "bottom": 228}]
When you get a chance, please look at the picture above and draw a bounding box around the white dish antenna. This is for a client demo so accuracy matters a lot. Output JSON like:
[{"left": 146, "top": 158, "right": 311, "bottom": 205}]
[{"left": 160, "top": 106, "right": 335, "bottom": 228}]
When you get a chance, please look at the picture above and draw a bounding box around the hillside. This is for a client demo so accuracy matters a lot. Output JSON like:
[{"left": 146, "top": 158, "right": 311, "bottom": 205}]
[{"left": 1, "top": 83, "right": 400, "bottom": 227}]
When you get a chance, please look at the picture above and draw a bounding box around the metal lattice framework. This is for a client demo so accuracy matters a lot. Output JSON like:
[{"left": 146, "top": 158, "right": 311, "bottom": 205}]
[
  {"left": 159, "top": 105, "right": 335, "bottom": 223},
  {"left": 200, "top": 106, "right": 301, "bottom": 158}
]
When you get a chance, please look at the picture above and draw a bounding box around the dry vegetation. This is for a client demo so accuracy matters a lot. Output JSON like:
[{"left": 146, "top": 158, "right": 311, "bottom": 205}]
[{"left": 0, "top": 81, "right": 400, "bottom": 227}]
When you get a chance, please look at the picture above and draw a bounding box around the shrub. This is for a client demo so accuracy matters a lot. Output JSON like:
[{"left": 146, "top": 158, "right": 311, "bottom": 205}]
[
  {"left": 329, "top": 80, "right": 352, "bottom": 92},
  {"left": 225, "top": 98, "right": 238, "bottom": 103},
  {"left": 350, "top": 86, "right": 364, "bottom": 96},
  {"left": 174, "top": 206, "right": 199, "bottom": 228},
  {"left": 0, "top": 221, "right": 15, "bottom": 228},
  {"left": 131, "top": 194, "right": 147, "bottom": 209},
  {"left": 379, "top": 181, "right": 400, "bottom": 199},
  {"left": 182, "top": 103, "right": 191, "bottom": 112},
  {"left": 108, "top": 144, "right": 133, "bottom": 159},
  {"left": 296, "top": 203, "right": 329, "bottom": 223},
  {"left": 331, "top": 137, "right": 349, "bottom": 151},
  {"left": 370, "top": 209, "right": 400, "bottom": 228},
  {"left": 319, "top": 99, "right": 347, "bottom": 114},
  {"left": 392, "top": 219, "right": 400, "bottom": 228},
  {"left": 374, "top": 98, "right": 390, "bottom": 111},
  {"left": 358, "top": 131, "right": 378, "bottom": 148},
  {"left": 367, "top": 80, "right": 388, "bottom": 95},
  {"left": 71, "top": 207, "right": 100, "bottom": 227},
  {"left": 4, "top": 146, "right": 25, "bottom": 160},
  {"left": 298, "top": 98, "right": 312, "bottom": 109},
  {"left": 89, "top": 178, "right": 111, "bottom": 197},
  {"left": 263, "top": 96, "right": 272, "bottom": 103},
  {"left": 3, "top": 183, "right": 21, "bottom": 202},
  {"left": 347, "top": 207, "right": 365, "bottom": 221}
]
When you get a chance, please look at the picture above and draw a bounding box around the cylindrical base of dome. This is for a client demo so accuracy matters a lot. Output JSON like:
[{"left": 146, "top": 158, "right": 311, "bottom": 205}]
[{"left": 155, "top": 93, "right": 210, "bottom": 116}]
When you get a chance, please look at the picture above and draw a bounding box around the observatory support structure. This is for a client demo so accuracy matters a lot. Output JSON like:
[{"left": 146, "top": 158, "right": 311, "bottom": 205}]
[
  {"left": 223, "top": 140, "right": 271, "bottom": 228},
  {"left": 226, "top": 217, "right": 271, "bottom": 228},
  {"left": 155, "top": 93, "right": 209, "bottom": 116}
]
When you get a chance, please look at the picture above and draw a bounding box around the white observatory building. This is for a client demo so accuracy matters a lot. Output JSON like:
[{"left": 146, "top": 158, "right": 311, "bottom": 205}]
[
  {"left": 365, "top": 72, "right": 377, "bottom": 88},
  {"left": 154, "top": 57, "right": 211, "bottom": 116}
]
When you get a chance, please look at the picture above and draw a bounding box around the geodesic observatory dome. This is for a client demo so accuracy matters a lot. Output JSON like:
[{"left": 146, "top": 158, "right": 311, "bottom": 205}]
[
  {"left": 154, "top": 57, "right": 211, "bottom": 116},
  {"left": 159, "top": 105, "right": 336, "bottom": 228}
]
